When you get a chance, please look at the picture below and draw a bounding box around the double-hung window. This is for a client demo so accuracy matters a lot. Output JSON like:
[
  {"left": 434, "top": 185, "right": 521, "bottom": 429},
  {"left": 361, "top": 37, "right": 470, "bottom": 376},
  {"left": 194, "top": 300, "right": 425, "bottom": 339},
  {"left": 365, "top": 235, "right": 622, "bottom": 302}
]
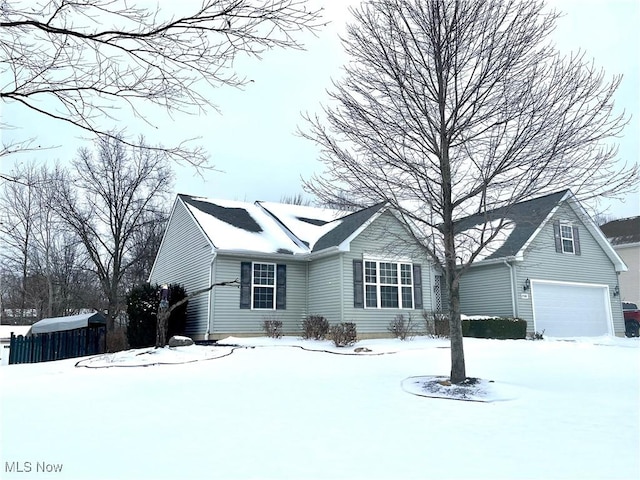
[
  {"left": 252, "top": 263, "right": 275, "bottom": 309},
  {"left": 240, "top": 262, "right": 286, "bottom": 310},
  {"left": 560, "top": 223, "right": 575, "bottom": 254},
  {"left": 553, "top": 220, "right": 581, "bottom": 256},
  {"left": 364, "top": 260, "right": 414, "bottom": 309}
]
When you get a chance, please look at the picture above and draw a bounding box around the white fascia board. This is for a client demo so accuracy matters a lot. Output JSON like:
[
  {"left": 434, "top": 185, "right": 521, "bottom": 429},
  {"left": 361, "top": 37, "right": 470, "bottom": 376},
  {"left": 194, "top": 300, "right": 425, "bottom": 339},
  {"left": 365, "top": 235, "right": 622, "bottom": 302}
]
[
  {"left": 514, "top": 191, "right": 570, "bottom": 261},
  {"left": 178, "top": 196, "right": 217, "bottom": 250},
  {"left": 336, "top": 205, "right": 389, "bottom": 252},
  {"left": 465, "top": 255, "right": 521, "bottom": 268},
  {"left": 148, "top": 196, "right": 217, "bottom": 282},
  {"left": 613, "top": 242, "right": 640, "bottom": 250},
  {"left": 515, "top": 191, "right": 627, "bottom": 272},
  {"left": 564, "top": 195, "right": 628, "bottom": 272},
  {"left": 215, "top": 249, "right": 309, "bottom": 262},
  {"left": 149, "top": 197, "right": 206, "bottom": 278},
  {"left": 307, "top": 246, "right": 342, "bottom": 260}
]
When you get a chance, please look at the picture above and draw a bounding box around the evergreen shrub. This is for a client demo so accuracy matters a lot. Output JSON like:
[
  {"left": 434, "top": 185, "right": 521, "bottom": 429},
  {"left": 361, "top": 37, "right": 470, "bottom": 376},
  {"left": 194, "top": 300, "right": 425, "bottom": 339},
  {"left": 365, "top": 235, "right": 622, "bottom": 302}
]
[
  {"left": 461, "top": 317, "right": 526, "bottom": 339},
  {"left": 126, "top": 283, "right": 188, "bottom": 348}
]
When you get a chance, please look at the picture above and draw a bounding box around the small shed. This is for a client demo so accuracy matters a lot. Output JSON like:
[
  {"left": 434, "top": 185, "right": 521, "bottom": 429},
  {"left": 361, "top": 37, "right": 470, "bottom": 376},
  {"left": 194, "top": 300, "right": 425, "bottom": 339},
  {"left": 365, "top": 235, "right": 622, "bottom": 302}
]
[
  {"left": 28, "top": 312, "right": 107, "bottom": 334},
  {"left": 10, "top": 312, "right": 107, "bottom": 364}
]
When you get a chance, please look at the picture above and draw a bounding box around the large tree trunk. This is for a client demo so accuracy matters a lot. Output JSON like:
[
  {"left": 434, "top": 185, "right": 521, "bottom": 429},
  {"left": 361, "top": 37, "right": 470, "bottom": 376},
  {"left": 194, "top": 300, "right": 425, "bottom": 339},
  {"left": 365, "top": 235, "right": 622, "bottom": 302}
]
[{"left": 447, "top": 272, "right": 466, "bottom": 384}]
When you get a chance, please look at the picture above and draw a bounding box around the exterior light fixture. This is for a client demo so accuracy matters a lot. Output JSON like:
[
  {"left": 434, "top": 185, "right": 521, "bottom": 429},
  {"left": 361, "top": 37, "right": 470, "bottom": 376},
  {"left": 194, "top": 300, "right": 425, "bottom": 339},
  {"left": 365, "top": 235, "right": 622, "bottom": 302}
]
[
  {"left": 613, "top": 286, "right": 620, "bottom": 297},
  {"left": 523, "top": 278, "right": 531, "bottom": 291}
]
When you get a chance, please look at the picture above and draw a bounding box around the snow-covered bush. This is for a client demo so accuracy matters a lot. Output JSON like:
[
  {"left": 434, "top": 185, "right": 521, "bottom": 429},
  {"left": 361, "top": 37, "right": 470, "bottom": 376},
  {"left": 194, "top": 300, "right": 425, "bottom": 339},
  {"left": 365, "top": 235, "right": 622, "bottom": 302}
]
[
  {"left": 423, "top": 311, "right": 450, "bottom": 337},
  {"left": 388, "top": 313, "right": 418, "bottom": 340},
  {"left": 329, "top": 322, "right": 357, "bottom": 347},
  {"left": 262, "top": 318, "right": 283, "bottom": 338},
  {"left": 302, "top": 315, "right": 329, "bottom": 340}
]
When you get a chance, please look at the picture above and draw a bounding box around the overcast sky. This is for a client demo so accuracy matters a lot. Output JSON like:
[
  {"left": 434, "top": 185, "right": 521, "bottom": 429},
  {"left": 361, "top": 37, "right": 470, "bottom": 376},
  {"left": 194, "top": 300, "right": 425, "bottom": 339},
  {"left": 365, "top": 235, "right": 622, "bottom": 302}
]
[{"left": 1, "top": 0, "right": 638, "bottom": 217}]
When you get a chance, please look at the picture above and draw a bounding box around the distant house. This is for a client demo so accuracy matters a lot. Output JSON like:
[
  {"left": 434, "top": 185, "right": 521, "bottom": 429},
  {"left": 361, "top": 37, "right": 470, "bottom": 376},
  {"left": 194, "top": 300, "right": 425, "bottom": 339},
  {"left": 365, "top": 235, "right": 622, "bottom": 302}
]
[
  {"left": 599, "top": 216, "right": 639, "bottom": 305},
  {"left": 456, "top": 190, "right": 627, "bottom": 337},
  {"left": 149, "top": 195, "right": 437, "bottom": 340}
]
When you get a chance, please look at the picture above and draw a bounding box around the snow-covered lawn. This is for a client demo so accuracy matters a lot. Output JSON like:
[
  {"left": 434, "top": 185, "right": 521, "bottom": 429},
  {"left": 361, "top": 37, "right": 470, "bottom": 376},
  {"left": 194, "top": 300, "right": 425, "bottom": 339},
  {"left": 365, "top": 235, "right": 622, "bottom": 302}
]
[{"left": 1, "top": 336, "right": 638, "bottom": 480}]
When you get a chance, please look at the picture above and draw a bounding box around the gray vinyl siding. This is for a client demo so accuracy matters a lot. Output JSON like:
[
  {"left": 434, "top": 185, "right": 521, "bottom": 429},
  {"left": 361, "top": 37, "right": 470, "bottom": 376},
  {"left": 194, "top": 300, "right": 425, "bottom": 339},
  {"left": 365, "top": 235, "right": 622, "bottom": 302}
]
[
  {"left": 459, "top": 264, "right": 513, "bottom": 318},
  {"left": 515, "top": 203, "right": 624, "bottom": 334},
  {"left": 211, "top": 256, "right": 308, "bottom": 335},
  {"left": 149, "top": 200, "right": 212, "bottom": 336},
  {"left": 342, "top": 211, "right": 432, "bottom": 334},
  {"left": 308, "top": 254, "right": 343, "bottom": 323}
]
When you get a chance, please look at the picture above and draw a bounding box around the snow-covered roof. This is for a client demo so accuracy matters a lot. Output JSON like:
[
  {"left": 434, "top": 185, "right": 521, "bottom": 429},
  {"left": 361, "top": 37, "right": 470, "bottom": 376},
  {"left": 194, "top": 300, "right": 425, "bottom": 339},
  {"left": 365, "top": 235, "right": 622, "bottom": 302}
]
[
  {"left": 453, "top": 190, "right": 626, "bottom": 271},
  {"left": 178, "top": 195, "right": 384, "bottom": 256},
  {"left": 599, "top": 216, "right": 640, "bottom": 246},
  {"left": 180, "top": 196, "right": 310, "bottom": 255},
  {"left": 29, "top": 312, "right": 106, "bottom": 334},
  {"left": 454, "top": 190, "right": 569, "bottom": 262},
  {"left": 257, "top": 201, "right": 346, "bottom": 250}
]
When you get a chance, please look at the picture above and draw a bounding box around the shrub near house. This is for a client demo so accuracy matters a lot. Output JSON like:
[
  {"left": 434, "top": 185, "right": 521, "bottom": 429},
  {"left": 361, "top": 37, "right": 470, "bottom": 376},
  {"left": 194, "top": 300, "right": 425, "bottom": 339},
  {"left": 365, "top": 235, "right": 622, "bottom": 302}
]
[{"left": 126, "top": 283, "right": 188, "bottom": 348}]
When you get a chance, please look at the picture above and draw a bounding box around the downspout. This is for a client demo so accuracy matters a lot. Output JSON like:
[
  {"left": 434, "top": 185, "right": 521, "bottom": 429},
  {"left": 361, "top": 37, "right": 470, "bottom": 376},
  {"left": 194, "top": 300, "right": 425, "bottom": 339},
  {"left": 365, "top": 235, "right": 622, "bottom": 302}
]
[
  {"left": 305, "top": 260, "right": 310, "bottom": 321},
  {"left": 503, "top": 257, "right": 518, "bottom": 318},
  {"left": 340, "top": 253, "right": 345, "bottom": 322},
  {"left": 205, "top": 251, "right": 217, "bottom": 341}
]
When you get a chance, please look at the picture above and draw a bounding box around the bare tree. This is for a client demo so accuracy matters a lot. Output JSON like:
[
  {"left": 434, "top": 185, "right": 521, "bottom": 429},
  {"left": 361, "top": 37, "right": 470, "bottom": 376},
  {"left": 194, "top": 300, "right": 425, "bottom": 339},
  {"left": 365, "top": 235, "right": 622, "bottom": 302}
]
[
  {"left": 1, "top": 0, "right": 323, "bottom": 166},
  {"left": 54, "top": 135, "right": 173, "bottom": 331},
  {"left": 279, "top": 193, "right": 313, "bottom": 206},
  {"left": 122, "top": 210, "right": 168, "bottom": 291},
  {"left": 301, "top": 0, "right": 638, "bottom": 383},
  {"left": 0, "top": 163, "right": 37, "bottom": 320},
  {"left": 1, "top": 163, "right": 100, "bottom": 321}
]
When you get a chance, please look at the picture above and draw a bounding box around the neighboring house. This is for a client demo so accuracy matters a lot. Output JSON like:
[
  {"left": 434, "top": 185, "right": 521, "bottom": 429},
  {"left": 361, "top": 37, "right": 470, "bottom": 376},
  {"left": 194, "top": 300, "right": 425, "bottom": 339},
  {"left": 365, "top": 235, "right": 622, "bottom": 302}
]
[
  {"left": 599, "top": 216, "right": 639, "bottom": 305},
  {"left": 149, "top": 195, "right": 437, "bottom": 340},
  {"left": 456, "top": 190, "right": 627, "bottom": 337}
]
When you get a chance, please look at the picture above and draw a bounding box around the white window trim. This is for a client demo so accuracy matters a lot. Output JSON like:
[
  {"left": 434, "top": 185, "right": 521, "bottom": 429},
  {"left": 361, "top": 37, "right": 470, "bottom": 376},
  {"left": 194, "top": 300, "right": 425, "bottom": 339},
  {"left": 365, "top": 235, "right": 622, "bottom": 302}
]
[
  {"left": 251, "top": 261, "right": 276, "bottom": 310},
  {"left": 364, "top": 260, "right": 414, "bottom": 309},
  {"left": 560, "top": 222, "right": 575, "bottom": 254}
]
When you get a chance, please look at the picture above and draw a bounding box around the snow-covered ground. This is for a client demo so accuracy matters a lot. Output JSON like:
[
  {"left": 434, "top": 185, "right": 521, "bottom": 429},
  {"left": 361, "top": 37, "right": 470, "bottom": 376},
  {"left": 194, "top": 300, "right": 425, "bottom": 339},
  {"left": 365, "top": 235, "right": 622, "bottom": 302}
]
[{"left": 1, "top": 335, "right": 638, "bottom": 480}]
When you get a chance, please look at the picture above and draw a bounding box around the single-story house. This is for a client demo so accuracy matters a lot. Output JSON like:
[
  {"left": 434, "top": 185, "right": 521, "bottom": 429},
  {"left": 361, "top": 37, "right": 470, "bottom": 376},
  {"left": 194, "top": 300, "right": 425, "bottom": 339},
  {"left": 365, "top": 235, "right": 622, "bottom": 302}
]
[
  {"left": 599, "top": 216, "right": 639, "bottom": 305},
  {"left": 151, "top": 191, "right": 627, "bottom": 339},
  {"left": 456, "top": 190, "right": 627, "bottom": 337},
  {"left": 149, "top": 195, "right": 438, "bottom": 340}
]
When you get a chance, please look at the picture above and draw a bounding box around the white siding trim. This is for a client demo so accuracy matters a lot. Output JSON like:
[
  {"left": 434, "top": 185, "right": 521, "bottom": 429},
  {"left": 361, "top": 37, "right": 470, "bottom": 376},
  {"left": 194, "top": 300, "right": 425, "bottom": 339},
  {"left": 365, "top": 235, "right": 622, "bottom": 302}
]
[
  {"left": 337, "top": 207, "right": 387, "bottom": 251},
  {"left": 515, "top": 193, "right": 569, "bottom": 260}
]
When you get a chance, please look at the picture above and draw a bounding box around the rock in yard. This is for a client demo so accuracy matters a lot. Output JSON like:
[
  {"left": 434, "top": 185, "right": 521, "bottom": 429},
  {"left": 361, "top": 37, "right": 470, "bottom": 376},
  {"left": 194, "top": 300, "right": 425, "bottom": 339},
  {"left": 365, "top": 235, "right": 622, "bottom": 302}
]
[
  {"left": 354, "top": 347, "right": 372, "bottom": 353},
  {"left": 168, "top": 335, "right": 194, "bottom": 347}
]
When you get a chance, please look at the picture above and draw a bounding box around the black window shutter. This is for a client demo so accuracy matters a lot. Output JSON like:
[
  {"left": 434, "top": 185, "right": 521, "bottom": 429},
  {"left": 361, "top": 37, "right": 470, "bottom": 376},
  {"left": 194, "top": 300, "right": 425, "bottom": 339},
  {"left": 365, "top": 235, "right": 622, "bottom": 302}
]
[
  {"left": 553, "top": 220, "right": 562, "bottom": 253},
  {"left": 353, "top": 260, "right": 364, "bottom": 308},
  {"left": 240, "top": 262, "right": 252, "bottom": 309},
  {"left": 276, "top": 264, "right": 287, "bottom": 310},
  {"left": 413, "top": 264, "right": 423, "bottom": 309},
  {"left": 573, "top": 226, "right": 581, "bottom": 255}
]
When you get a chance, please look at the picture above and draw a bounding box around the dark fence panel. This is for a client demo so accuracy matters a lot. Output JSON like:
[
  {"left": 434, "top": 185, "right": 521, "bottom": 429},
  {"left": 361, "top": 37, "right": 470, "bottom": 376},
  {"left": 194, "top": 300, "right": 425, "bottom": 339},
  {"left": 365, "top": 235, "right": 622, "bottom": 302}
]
[{"left": 9, "top": 327, "right": 106, "bottom": 365}]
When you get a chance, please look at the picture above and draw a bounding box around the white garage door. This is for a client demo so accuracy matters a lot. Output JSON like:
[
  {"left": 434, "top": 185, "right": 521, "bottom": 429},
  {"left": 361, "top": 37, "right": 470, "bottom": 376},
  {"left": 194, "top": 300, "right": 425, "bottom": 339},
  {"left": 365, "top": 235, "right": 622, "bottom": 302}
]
[{"left": 531, "top": 281, "right": 612, "bottom": 337}]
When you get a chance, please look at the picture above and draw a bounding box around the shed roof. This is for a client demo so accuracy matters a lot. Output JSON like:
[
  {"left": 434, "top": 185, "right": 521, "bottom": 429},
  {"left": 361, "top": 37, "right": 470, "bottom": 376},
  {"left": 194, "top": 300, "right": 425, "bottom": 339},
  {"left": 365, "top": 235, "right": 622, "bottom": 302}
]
[{"left": 29, "top": 312, "right": 107, "bottom": 334}]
